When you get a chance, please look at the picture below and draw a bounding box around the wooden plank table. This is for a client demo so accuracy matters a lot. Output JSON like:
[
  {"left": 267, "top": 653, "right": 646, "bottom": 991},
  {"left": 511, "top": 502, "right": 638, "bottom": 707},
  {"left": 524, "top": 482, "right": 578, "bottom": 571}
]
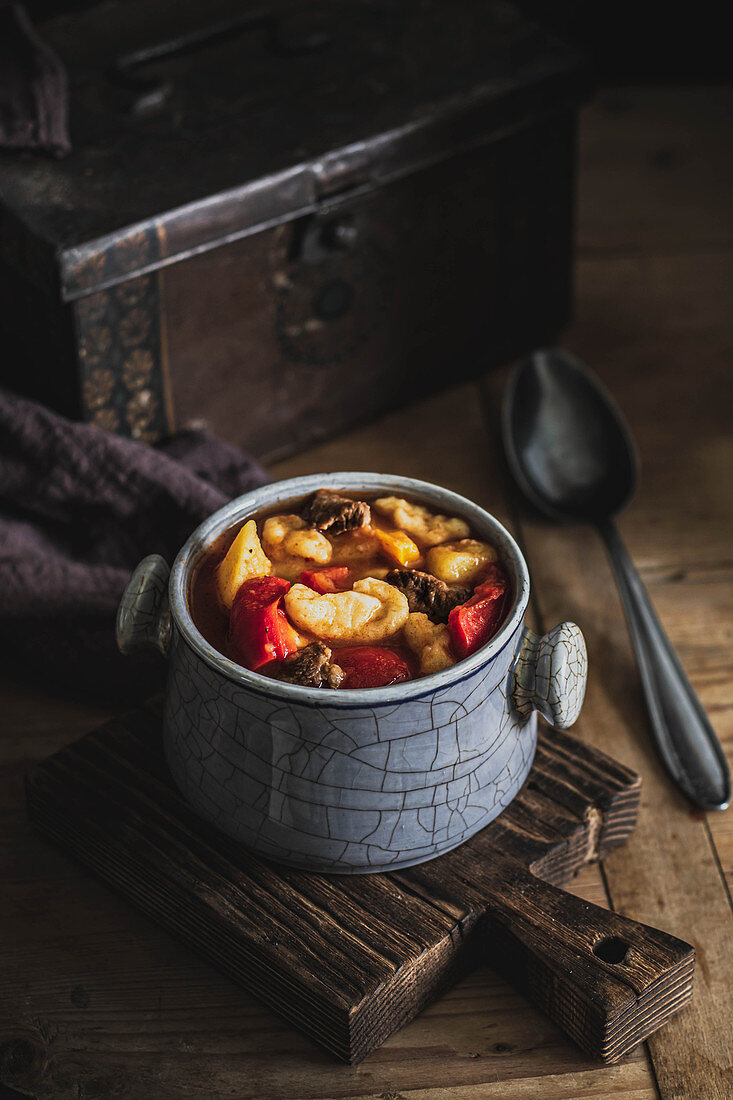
[{"left": 1, "top": 86, "right": 732, "bottom": 1100}]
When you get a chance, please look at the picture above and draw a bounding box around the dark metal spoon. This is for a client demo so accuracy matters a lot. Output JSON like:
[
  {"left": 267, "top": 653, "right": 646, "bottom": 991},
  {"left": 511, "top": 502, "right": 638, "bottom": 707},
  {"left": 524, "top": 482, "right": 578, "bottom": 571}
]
[{"left": 503, "top": 349, "right": 730, "bottom": 811}]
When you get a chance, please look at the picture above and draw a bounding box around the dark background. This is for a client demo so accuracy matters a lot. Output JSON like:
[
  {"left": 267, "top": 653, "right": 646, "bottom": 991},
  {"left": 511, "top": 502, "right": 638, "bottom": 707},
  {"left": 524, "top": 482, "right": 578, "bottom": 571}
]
[{"left": 22, "top": 0, "right": 733, "bottom": 82}]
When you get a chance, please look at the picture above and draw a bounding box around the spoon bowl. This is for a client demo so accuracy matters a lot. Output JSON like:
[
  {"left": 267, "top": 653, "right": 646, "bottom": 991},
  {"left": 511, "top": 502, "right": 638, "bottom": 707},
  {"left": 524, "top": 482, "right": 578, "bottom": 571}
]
[{"left": 503, "top": 350, "right": 637, "bottom": 522}]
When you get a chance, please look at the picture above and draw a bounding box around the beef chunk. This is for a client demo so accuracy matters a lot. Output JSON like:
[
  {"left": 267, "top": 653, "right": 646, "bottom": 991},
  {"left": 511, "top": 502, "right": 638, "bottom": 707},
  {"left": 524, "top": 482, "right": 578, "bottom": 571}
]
[
  {"left": 385, "top": 569, "right": 471, "bottom": 623},
  {"left": 273, "top": 642, "right": 344, "bottom": 688},
  {"left": 304, "top": 489, "right": 371, "bottom": 536}
]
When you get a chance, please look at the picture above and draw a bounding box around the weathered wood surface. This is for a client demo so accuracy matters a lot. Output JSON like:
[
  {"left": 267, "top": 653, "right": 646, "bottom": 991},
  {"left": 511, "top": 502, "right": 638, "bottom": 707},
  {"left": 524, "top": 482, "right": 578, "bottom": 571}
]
[
  {"left": 2, "top": 86, "right": 732, "bottom": 1098},
  {"left": 23, "top": 702, "right": 694, "bottom": 1067}
]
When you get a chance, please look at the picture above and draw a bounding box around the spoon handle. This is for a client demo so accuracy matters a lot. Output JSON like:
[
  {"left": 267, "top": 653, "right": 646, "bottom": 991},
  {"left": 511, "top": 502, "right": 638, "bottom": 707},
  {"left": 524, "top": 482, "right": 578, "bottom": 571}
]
[{"left": 598, "top": 520, "right": 730, "bottom": 810}]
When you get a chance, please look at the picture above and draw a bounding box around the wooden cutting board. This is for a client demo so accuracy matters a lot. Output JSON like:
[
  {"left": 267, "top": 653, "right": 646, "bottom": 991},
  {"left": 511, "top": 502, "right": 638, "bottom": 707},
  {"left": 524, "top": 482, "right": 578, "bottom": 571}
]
[{"left": 25, "top": 702, "right": 694, "bottom": 1065}]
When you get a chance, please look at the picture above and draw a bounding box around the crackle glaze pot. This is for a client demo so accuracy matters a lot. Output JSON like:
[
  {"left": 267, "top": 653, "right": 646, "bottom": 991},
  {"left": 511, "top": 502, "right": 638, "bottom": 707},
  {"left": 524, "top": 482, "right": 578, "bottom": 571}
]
[{"left": 117, "top": 473, "right": 588, "bottom": 874}]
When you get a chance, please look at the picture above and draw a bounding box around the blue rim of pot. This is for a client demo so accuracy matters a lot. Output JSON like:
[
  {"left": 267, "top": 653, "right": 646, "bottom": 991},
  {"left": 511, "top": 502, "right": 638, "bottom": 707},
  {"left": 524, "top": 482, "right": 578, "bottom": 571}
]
[{"left": 170, "top": 473, "right": 530, "bottom": 707}]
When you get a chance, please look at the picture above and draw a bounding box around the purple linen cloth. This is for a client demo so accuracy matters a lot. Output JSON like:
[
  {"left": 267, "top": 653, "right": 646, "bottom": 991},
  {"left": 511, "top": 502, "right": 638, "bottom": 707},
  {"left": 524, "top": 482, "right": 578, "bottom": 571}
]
[
  {"left": 0, "top": 388, "right": 269, "bottom": 701},
  {"left": 0, "top": 3, "right": 70, "bottom": 155}
]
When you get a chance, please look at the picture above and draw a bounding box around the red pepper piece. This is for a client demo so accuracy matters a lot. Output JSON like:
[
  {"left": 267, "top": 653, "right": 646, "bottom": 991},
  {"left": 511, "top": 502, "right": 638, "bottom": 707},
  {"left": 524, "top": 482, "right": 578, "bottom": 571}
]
[
  {"left": 229, "top": 576, "right": 299, "bottom": 670},
  {"left": 333, "top": 647, "right": 412, "bottom": 689},
  {"left": 299, "top": 566, "right": 351, "bottom": 594},
  {"left": 448, "top": 565, "right": 510, "bottom": 660},
  {"left": 233, "top": 575, "right": 290, "bottom": 612},
  {"left": 473, "top": 562, "right": 509, "bottom": 594}
]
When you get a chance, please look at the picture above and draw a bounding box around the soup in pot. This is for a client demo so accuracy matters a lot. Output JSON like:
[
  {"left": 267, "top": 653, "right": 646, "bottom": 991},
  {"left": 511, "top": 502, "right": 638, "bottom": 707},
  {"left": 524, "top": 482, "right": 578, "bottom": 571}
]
[{"left": 190, "top": 488, "right": 511, "bottom": 689}]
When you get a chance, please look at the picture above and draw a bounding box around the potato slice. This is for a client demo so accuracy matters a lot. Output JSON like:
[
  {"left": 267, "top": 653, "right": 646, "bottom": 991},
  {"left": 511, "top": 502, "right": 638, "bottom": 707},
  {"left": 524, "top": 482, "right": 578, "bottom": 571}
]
[
  {"left": 215, "top": 519, "right": 272, "bottom": 610},
  {"left": 373, "top": 497, "right": 469, "bottom": 547},
  {"left": 374, "top": 528, "right": 421, "bottom": 567},
  {"left": 426, "top": 539, "right": 497, "bottom": 585}
]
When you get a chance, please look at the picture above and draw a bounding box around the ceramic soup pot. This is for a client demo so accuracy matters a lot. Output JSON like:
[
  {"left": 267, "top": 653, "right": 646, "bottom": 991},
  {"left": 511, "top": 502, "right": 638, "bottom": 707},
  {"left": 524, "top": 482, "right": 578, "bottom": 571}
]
[{"left": 117, "top": 473, "right": 587, "bottom": 874}]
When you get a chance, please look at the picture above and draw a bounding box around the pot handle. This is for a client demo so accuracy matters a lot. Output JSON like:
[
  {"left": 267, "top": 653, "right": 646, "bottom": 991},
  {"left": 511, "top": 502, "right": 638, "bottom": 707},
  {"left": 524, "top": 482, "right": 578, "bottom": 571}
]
[
  {"left": 512, "top": 622, "right": 587, "bottom": 729},
  {"left": 116, "top": 554, "right": 171, "bottom": 658}
]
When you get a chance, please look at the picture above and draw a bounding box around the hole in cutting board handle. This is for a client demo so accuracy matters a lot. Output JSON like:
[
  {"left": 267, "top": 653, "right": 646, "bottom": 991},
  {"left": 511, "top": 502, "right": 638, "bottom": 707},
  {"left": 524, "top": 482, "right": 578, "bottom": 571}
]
[{"left": 593, "top": 936, "right": 630, "bottom": 964}]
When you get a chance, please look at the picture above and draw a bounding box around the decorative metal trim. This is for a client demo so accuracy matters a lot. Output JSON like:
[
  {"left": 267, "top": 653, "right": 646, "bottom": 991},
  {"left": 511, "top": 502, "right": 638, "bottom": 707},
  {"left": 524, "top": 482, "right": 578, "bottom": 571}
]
[{"left": 74, "top": 263, "right": 172, "bottom": 442}]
